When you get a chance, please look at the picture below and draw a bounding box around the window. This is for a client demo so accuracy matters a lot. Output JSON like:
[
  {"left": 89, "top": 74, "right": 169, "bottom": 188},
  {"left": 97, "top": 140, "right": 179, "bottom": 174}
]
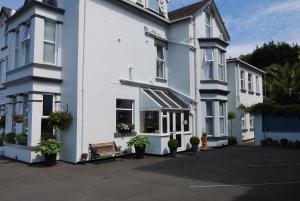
[
  {"left": 241, "top": 114, "right": 246, "bottom": 130},
  {"left": 15, "top": 31, "right": 19, "bottom": 68},
  {"left": 205, "top": 11, "right": 212, "bottom": 37},
  {"left": 248, "top": 73, "right": 253, "bottom": 92},
  {"left": 43, "top": 95, "right": 53, "bottom": 116},
  {"left": 162, "top": 111, "right": 168, "bottom": 134},
  {"left": 22, "top": 24, "right": 31, "bottom": 65},
  {"left": 116, "top": 99, "right": 133, "bottom": 126},
  {"left": 218, "top": 50, "right": 225, "bottom": 81},
  {"left": 148, "top": 0, "right": 159, "bottom": 12},
  {"left": 204, "top": 48, "right": 213, "bottom": 80},
  {"left": 156, "top": 45, "right": 166, "bottom": 79},
  {"left": 12, "top": 97, "right": 17, "bottom": 133},
  {"left": 184, "top": 111, "right": 190, "bottom": 132},
  {"left": 256, "top": 76, "right": 260, "bottom": 93},
  {"left": 250, "top": 115, "right": 254, "bottom": 129},
  {"left": 141, "top": 111, "right": 159, "bottom": 133},
  {"left": 205, "top": 101, "right": 214, "bottom": 135},
  {"left": 219, "top": 102, "right": 225, "bottom": 134},
  {"left": 240, "top": 70, "right": 245, "bottom": 90},
  {"left": 4, "top": 24, "right": 8, "bottom": 46},
  {"left": 43, "top": 20, "right": 56, "bottom": 64}
]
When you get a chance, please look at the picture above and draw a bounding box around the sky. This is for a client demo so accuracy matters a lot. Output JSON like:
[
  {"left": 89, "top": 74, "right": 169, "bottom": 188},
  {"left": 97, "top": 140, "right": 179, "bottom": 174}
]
[{"left": 1, "top": 0, "right": 300, "bottom": 57}]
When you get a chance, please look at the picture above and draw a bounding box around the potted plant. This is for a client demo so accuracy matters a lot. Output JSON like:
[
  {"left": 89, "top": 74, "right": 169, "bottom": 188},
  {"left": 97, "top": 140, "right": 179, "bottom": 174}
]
[
  {"left": 0, "top": 115, "right": 5, "bottom": 129},
  {"left": 13, "top": 114, "right": 24, "bottom": 123},
  {"left": 49, "top": 111, "right": 72, "bottom": 131},
  {"left": 5, "top": 133, "right": 16, "bottom": 144},
  {"left": 127, "top": 136, "right": 150, "bottom": 159},
  {"left": 16, "top": 133, "right": 27, "bottom": 145},
  {"left": 116, "top": 123, "right": 135, "bottom": 133},
  {"left": 35, "top": 139, "right": 63, "bottom": 166},
  {"left": 201, "top": 132, "right": 208, "bottom": 150},
  {"left": 190, "top": 136, "right": 200, "bottom": 152},
  {"left": 168, "top": 139, "right": 179, "bottom": 157}
]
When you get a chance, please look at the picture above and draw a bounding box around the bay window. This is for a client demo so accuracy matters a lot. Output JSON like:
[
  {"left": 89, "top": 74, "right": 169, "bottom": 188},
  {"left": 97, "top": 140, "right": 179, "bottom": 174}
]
[
  {"left": 43, "top": 20, "right": 56, "bottom": 64},
  {"left": 204, "top": 48, "right": 213, "bottom": 80},
  {"left": 141, "top": 111, "right": 159, "bottom": 133},
  {"left": 218, "top": 50, "right": 225, "bottom": 81},
  {"left": 116, "top": 99, "right": 134, "bottom": 126},
  {"left": 22, "top": 24, "right": 31, "bottom": 65},
  {"left": 219, "top": 101, "right": 226, "bottom": 135},
  {"left": 205, "top": 101, "right": 214, "bottom": 135},
  {"left": 156, "top": 44, "right": 166, "bottom": 79}
]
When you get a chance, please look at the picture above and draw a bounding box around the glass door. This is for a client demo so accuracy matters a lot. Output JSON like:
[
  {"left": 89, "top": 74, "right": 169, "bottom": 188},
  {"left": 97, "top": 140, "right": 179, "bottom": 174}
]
[{"left": 169, "top": 112, "right": 184, "bottom": 150}]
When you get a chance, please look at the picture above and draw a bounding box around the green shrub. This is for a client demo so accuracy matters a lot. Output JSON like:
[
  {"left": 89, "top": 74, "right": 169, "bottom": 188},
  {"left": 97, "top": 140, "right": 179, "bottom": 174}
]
[
  {"left": 168, "top": 139, "right": 179, "bottom": 150},
  {"left": 228, "top": 136, "right": 237, "bottom": 145},
  {"left": 272, "top": 140, "right": 280, "bottom": 147},
  {"left": 35, "top": 139, "right": 63, "bottom": 155},
  {"left": 127, "top": 136, "right": 150, "bottom": 148},
  {"left": 202, "top": 132, "right": 208, "bottom": 138},
  {"left": 5, "top": 133, "right": 16, "bottom": 144},
  {"left": 280, "top": 138, "right": 288, "bottom": 147},
  {"left": 16, "top": 134, "right": 27, "bottom": 145},
  {"left": 190, "top": 136, "right": 200, "bottom": 145}
]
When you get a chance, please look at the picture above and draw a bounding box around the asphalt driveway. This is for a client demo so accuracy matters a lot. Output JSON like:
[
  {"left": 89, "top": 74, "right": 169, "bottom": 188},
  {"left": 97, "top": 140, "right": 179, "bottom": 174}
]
[{"left": 1, "top": 146, "right": 300, "bottom": 201}]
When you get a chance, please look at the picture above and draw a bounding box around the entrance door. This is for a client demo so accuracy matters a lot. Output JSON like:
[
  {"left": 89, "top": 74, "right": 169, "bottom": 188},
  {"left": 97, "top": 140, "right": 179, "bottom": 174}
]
[{"left": 169, "top": 112, "right": 184, "bottom": 150}]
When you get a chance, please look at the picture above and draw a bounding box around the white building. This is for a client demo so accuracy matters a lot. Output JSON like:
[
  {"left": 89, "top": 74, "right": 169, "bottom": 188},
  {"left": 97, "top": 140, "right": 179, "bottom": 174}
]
[
  {"left": 227, "top": 58, "right": 264, "bottom": 143},
  {"left": 0, "top": 0, "right": 230, "bottom": 163}
]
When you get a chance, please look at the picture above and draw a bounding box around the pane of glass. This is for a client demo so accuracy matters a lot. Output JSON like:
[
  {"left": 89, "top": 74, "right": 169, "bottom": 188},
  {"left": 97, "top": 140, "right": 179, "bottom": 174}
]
[
  {"left": 218, "top": 51, "right": 224, "bottom": 64},
  {"left": 116, "top": 110, "right": 132, "bottom": 125},
  {"left": 184, "top": 111, "right": 189, "bottom": 132},
  {"left": 44, "top": 21, "right": 56, "bottom": 42},
  {"left": 206, "top": 101, "right": 213, "bottom": 116},
  {"left": 205, "top": 49, "right": 213, "bottom": 60},
  {"left": 163, "top": 117, "right": 167, "bottom": 133},
  {"left": 204, "top": 62, "right": 213, "bottom": 80},
  {"left": 206, "top": 118, "right": 213, "bottom": 135},
  {"left": 143, "top": 111, "right": 159, "bottom": 133},
  {"left": 43, "top": 42, "right": 55, "bottom": 64},
  {"left": 156, "top": 60, "right": 164, "bottom": 78},
  {"left": 41, "top": 119, "right": 53, "bottom": 140},
  {"left": 116, "top": 99, "right": 132, "bottom": 109},
  {"left": 23, "top": 24, "right": 31, "bottom": 40},
  {"left": 220, "top": 118, "right": 225, "bottom": 134},
  {"left": 169, "top": 112, "right": 173, "bottom": 133},
  {"left": 176, "top": 134, "right": 182, "bottom": 147},
  {"left": 43, "top": 95, "right": 53, "bottom": 116},
  {"left": 176, "top": 113, "right": 181, "bottom": 132},
  {"left": 157, "top": 46, "right": 164, "bottom": 60},
  {"left": 148, "top": 0, "right": 159, "bottom": 11}
]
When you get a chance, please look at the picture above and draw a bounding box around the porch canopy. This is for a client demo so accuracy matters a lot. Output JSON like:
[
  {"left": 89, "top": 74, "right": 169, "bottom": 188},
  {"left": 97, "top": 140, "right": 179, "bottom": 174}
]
[{"left": 140, "top": 88, "right": 190, "bottom": 111}]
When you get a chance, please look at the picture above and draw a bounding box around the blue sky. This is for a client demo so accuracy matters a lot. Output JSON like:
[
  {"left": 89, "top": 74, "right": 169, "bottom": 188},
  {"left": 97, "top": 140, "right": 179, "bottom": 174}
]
[{"left": 1, "top": 0, "right": 300, "bottom": 57}]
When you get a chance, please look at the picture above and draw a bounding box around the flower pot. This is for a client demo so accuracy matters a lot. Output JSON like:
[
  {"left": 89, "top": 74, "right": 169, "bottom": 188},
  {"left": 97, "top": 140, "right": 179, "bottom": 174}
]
[
  {"left": 201, "top": 137, "right": 208, "bottom": 149},
  {"left": 191, "top": 144, "right": 199, "bottom": 153},
  {"left": 44, "top": 154, "right": 57, "bottom": 166},
  {"left": 135, "top": 146, "right": 145, "bottom": 159},
  {"left": 170, "top": 149, "right": 177, "bottom": 157}
]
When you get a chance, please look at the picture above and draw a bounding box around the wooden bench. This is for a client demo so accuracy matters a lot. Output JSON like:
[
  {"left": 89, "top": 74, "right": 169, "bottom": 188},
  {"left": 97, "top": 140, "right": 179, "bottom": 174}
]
[{"left": 89, "top": 142, "right": 122, "bottom": 160}]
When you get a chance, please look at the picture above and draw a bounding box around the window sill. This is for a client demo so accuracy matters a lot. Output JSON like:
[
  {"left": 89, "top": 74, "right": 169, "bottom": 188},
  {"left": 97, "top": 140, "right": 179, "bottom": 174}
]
[
  {"left": 248, "top": 91, "right": 255, "bottom": 95},
  {"left": 241, "top": 89, "right": 247, "bottom": 93},
  {"left": 114, "top": 132, "right": 137, "bottom": 138},
  {"left": 200, "top": 80, "right": 228, "bottom": 86},
  {"left": 155, "top": 77, "right": 167, "bottom": 83}
]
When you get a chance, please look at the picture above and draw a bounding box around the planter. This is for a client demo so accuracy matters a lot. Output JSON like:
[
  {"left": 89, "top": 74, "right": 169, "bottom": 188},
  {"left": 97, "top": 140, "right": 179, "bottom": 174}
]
[
  {"left": 201, "top": 137, "right": 208, "bottom": 150},
  {"left": 170, "top": 149, "right": 177, "bottom": 157},
  {"left": 44, "top": 154, "right": 57, "bottom": 166},
  {"left": 13, "top": 115, "right": 24, "bottom": 123},
  {"left": 191, "top": 144, "right": 199, "bottom": 153},
  {"left": 135, "top": 146, "right": 146, "bottom": 159}
]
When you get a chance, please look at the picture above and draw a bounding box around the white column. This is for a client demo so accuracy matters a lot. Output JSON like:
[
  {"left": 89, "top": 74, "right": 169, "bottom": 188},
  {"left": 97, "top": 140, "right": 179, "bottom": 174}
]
[
  {"left": 213, "top": 100, "right": 219, "bottom": 137},
  {"left": 32, "top": 17, "right": 44, "bottom": 64},
  {"left": 28, "top": 94, "right": 43, "bottom": 146}
]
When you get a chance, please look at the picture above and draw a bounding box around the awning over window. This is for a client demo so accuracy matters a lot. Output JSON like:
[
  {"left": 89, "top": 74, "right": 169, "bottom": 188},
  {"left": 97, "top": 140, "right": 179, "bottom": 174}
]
[{"left": 141, "top": 88, "right": 190, "bottom": 110}]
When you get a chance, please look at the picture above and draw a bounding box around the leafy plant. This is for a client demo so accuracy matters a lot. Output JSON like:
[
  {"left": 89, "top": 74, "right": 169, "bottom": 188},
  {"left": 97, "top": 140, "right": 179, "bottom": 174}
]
[
  {"left": 16, "top": 134, "right": 27, "bottom": 145},
  {"left": 190, "top": 136, "right": 200, "bottom": 145},
  {"left": 228, "top": 136, "right": 237, "bottom": 145},
  {"left": 13, "top": 114, "right": 24, "bottom": 123},
  {"left": 116, "top": 123, "right": 135, "bottom": 133},
  {"left": 127, "top": 136, "right": 150, "bottom": 148},
  {"left": 168, "top": 139, "right": 179, "bottom": 150},
  {"left": 202, "top": 132, "right": 208, "bottom": 138},
  {"left": 35, "top": 139, "right": 63, "bottom": 155},
  {"left": 228, "top": 112, "right": 236, "bottom": 137},
  {"left": 5, "top": 133, "right": 16, "bottom": 144},
  {"left": 49, "top": 111, "right": 72, "bottom": 131}
]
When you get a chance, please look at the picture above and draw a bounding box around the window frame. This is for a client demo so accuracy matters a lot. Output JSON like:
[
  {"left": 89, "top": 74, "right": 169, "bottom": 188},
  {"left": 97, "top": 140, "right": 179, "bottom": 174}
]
[
  {"left": 22, "top": 23, "right": 31, "bottom": 65},
  {"left": 155, "top": 44, "right": 166, "bottom": 79},
  {"left": 204, "top": 48, "right": 214, "bottom": 80},
  {"left": 43, "top": 20, "right": 57, "bottom": 65},
  {"left": 14, "top": 30, "right": 20, "bottom": 68},
  {"left": 241, "top": 114, "right": 246, "bottom": 130},
  {"left": 256, "top": 76, "right": 260, "bottom": 93},
  {"left": 147, "top": 0, "right": 159, "bottom": 13},
  {"left": 248, "top": 73, "right": 253, "bottom": 92},
  {"left": 116, "top": 99, "right": 134, "bottom": 126},
  {"left": 218, "top": 50, "right": 225, "bottom": 81},
  {"left": 240, "top": 70, "right": 245, "bottom": 90},
  {"left": 205, "top": 101, "right": 214, "bottom": 136},
  {"left": 219, "top": 101, "right": 226, "bottom": 135},
  {"left": 250, "top": 115, "right": 254, "bottom": 129}
]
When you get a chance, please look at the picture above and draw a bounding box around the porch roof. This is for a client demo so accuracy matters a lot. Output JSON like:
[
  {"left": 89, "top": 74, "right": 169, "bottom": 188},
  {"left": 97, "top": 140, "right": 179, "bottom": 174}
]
[{"left": 141, "top": 88, "right": 190, "bottom": 110}]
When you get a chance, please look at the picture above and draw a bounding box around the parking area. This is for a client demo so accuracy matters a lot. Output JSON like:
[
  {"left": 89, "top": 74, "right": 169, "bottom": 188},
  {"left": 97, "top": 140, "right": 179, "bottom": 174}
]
[{"left": 1, "top": 146, "right": 300, "bottom": 201}]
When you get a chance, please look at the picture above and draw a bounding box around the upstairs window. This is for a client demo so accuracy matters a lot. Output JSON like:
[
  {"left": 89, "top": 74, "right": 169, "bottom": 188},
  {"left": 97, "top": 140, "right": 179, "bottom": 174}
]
[
  {"left": 148, "top": 0, "right": 159, "bottom": 12},
  {"left": 218, "top": 50, "right": 225, "bottom": 81},
  {"left": 248, "top": 73, "right": 253, "bottom": 92},
  {"left": 156, "top": 44, "right": 166, "bottom": 79},
  {"left": 43, "top": 20, "right": 56, "bottom": 64},
  {"left": 240, "top": 70, "right": 245, "bottom": 90},
  {"left": 22, "top": 24, "right": 31, "bottom": 65},
  {"left": 256, "top": 76, "right": 260, "bottom": 93},
  {"left": 204, "top": 48, "right": 213, "bottom": 80},
  {"left": 205, "top": 11, "right": 212, "bottom": 37},
  {"left": 15, "top": 31, "right": 20, "bottom": 68}
]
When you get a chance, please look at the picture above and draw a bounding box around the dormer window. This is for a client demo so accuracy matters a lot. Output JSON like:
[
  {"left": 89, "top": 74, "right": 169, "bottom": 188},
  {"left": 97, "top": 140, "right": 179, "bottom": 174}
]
[
  {"left": 148, "top": 0, "right": 159, "bottom": 12},
  {"left": 205, "top": 11, "right": 212, "bottom": 38}
]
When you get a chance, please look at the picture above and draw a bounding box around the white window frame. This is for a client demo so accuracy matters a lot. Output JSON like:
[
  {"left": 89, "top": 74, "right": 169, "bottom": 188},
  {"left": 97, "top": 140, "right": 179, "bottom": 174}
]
[
  {"left": 116, "top": 99, "right": 134, "bottom": 125},
  {"left": 204, "top": 48, "right": 214, "bottom": 80},
  {"left": 256, "top": 76, "right": 259, "bottom": 93},
  {"left": 205, "top": 11, "right": 212, "bottom": 38},
  {"left": 240, "top": 70, "right": 245, "bottom": 90},
  {"left": 248, "top": 73, "right": 253, "bottom": 92},
  {"left": 219, "top": 101, "right": 226, "bottom": 135},
  {"left": 205, "top": 101, "right": 214, "bottom": 136},
  {"left": 43, "top": 20, "right": 57, "bottom": 65},
  {"left": 15, "top": 30, "right": 20, "bottom": 68},
  {"left": 22, "top": 23, "right": 31, "bottom": 65},
  {"left": 218, "top": 50, "right": 225, "bottom": 81},
  {"left": 156, "top": 45, "right": 166, "bottom": 79},
  {"left": 250, "top": 115, "right": 254, "bottom": 129},
  {"left": 241, "top": 114, "right": 246, "bottom": 130}
]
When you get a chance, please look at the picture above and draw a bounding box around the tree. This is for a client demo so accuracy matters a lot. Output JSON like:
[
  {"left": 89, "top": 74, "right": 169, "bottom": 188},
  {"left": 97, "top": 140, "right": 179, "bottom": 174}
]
[
  {"left": 228, "top": 112, "right": 236, "bottom": 137},
  {"left": 240, "top": 41, "right": 300, "bottom": 69}
]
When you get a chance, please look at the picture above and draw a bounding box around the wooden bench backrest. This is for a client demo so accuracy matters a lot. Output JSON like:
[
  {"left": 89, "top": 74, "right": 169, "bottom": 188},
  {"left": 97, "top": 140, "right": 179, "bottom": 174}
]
[{"left": 90, "top": 142, "right": 117, "bottom": 153}]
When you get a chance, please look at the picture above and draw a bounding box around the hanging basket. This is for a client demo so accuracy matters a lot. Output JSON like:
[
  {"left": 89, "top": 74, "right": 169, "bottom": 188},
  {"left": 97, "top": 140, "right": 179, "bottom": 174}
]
[
  {"left": 48, "top": 111, "right": 73, "bottom": 131},
  {"left": 13, "top": 115, "right": 24, "bottom": 123}
]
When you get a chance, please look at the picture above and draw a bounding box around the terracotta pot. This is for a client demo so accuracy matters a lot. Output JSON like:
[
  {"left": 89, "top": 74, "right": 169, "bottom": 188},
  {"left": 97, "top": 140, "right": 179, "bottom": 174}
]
[{"left": 201, "top": 137, "right": 208, "bottom": 149}]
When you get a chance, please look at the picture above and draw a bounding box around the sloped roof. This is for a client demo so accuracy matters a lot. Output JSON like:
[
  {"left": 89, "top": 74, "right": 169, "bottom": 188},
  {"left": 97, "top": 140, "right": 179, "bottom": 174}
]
[
  {"left": 0, "top": 6, "right": 12, "bottom": 18},
  {"left": 168, "top": 0, "right": 209, "bottom": 21}
]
